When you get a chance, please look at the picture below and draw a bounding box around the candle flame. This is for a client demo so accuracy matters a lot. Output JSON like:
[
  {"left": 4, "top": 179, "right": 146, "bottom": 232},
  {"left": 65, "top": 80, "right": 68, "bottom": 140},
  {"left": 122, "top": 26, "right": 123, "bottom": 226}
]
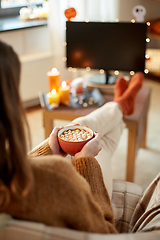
[
  {"left": 51, "top": 89, "right": 56, "bottom": 94},
  {"left": 51, "top": 68, "right": 58, "bottom": 74},
  {"left": 61, "top": 81, "right": 66, "bottom": 88}
]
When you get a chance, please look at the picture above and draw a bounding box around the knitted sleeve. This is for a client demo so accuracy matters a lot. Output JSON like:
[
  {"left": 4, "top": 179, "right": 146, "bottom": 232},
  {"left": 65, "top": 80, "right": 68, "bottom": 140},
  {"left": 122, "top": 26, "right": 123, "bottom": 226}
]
[
  {"left": 13, "top": 155, "right": 117, "bottom": 234},
  {"left": 72, "top": 156, "right": 116, "bottom": 228},
  {"left": 31, "top": 155, "right": 117, "bottom": 234},
  {"left": 28, "top": 138, "right": 52, "bottom": 157}
]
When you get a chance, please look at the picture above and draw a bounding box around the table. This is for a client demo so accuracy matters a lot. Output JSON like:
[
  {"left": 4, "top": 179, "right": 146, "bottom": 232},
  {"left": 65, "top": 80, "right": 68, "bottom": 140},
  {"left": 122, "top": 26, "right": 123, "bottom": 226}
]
[{"left": 43, "top": 86, "right": 151, "bottom": 182}]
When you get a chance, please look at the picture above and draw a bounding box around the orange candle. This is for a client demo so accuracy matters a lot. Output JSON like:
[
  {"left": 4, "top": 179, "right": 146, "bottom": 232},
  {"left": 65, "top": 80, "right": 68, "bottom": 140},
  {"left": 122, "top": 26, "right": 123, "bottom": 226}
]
[
  {"left": 59, "top": 81, "right": 70, "bottom": 105},
  {"left": 47, "top": 68, "right": 60, "bottom": 92},
  {"left": 47, "top": 89, "right": 60, "bottom": 105}
]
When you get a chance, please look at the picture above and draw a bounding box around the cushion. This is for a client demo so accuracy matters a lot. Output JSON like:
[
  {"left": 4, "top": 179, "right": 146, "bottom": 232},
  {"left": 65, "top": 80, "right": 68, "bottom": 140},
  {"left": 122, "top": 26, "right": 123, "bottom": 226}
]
[
  {"left": 111, "top": 179, "right": 143, "bottom": 233},
  {"left": 130, "top": 173, "right": 160, "bottom": 232},
  {"left": 1, "top": 179, "right": 160, "bottom": 240}
]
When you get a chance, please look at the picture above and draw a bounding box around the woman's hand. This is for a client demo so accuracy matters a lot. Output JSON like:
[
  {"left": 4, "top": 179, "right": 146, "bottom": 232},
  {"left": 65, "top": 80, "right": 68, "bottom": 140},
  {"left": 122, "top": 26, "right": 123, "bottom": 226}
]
[
  {"left": 74, "top": 132, "right": 102, "bottom": 159},
  {"left": 48, "top": 123, "right": 81, "bottom": 157},
  {"left": 48, "top": 127, "right": 67, "bottom": 157}
]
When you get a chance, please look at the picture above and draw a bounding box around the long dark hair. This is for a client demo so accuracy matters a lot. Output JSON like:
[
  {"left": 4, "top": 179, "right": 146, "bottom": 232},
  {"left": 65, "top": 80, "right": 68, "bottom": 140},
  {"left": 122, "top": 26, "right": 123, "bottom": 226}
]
[{"left": 0, "top": 41, "right": 33, "bottom": 200}]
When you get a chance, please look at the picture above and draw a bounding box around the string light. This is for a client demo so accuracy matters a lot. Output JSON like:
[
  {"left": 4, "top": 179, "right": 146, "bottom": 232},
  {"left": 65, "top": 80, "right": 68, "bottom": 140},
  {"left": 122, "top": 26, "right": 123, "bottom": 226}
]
[
  {"left": 86, "top": 67, "right": 91, "bottom": 71},
  {"left": 115, "top": 19, "right": 119, "bottom": 22},
  {"left": 144, "top": 69, "right": 149, "bottom": 74},
  {"left": 85, "top": 19, "right": 89, "bottom": 23},
  {"left": 146, "top": 38, "right": 150, "bottom": 43},
  {"left": 131, "top": 19, "right": 135, "bottom": 23},
  {"left": 99, "top": 69, "right": 104, "bottom": 74},
  {"left": 145, "top": 54, "right": 150, "bottom": 60},
  {"left": 146, "top": 22, "right": 150, "bottom": 26},
  {"left": 114, "top": 70, "right": 119, "bottom": 75},
  {"left": 62, "top": 57, "right": 67, "bottom": 61},
  {"left": 130, "top": 71, "right": 135, "bottom": 76},
  {"left": 67, "top": 67, "right": 76, "bottom": 72},
  {"left": 63, "top": 42, "right": 67, "bottom": 46}
]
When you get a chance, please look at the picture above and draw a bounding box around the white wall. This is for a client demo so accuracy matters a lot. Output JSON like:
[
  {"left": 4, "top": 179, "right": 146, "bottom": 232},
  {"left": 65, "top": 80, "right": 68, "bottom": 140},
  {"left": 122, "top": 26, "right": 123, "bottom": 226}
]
[
  {"left": 117, "top": 0, "right": 160, "bottom": 22},
  {"left": 0, "top": 26, "right": 51, "bottom": 56},
  {"left": 117, "top": 0, "right": 160, "bottom": 49},
  {"left": 0, "top": 26, "right": 54, "bottom": 105}
]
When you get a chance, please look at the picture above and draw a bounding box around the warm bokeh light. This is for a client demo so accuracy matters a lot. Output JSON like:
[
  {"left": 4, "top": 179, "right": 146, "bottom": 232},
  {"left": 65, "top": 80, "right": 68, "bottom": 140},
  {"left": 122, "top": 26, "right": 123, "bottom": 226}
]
[
  {"left": 86, "top": 67, "right": 91, "bottom": 71},
  {"left": 146, "top": 22, "right": 150, "bottom": 26},
  {"left": 114, "top": 70, "right": 119, "bottom": 75},
  {"left": 99, "top": 69, "right": 104, "bottom": 74},
  {"left": 130, "top": 71, "right": 135, "bottom": 76},
  {"left": 144, "top": 69, "right": 149, "bottom": 74},
  {"left": 145, "top": 54, "right": 150, "bottom": 60},
  {"left": 62, "top": 57, "right": 67, "bottom": 61}
]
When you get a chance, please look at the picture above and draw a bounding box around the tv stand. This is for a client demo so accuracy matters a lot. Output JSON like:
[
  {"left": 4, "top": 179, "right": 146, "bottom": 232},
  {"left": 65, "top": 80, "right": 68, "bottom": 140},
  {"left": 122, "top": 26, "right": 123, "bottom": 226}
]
[
  {"left": 105, "top": 74, "right": 118, "bottom": 84},
  {"left": 86, "top": 73, "right": 118, "bottom": 85}
]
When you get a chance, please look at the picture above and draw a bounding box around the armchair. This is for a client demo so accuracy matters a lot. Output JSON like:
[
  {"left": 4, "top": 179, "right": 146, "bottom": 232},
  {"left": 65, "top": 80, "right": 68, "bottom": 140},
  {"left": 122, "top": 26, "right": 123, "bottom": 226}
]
[
  {"left": 0, "top": 139, "right": 160, "bottom": 240},
  {"left": 0, "top": 178, "right": 160, "bottom": 240}
]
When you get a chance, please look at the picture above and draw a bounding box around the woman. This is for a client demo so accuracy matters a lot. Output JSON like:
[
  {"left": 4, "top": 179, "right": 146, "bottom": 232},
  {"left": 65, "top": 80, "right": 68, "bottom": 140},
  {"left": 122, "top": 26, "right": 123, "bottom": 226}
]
[{"left": 0, "top": 40, "right": 143, "bottom": 234}]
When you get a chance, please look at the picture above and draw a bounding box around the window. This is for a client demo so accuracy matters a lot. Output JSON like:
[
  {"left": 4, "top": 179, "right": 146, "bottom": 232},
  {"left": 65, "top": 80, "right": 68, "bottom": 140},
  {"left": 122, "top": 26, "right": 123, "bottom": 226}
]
[{"left": 0, "top": 0, "right": 43, "bottom": 18}]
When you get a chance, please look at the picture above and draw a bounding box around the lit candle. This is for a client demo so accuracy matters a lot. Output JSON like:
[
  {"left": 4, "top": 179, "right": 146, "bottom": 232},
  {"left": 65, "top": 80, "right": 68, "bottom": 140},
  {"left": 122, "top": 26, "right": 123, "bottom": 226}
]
[
  {"left": 47, "top": 68, "right": 60, "bottom": 92},
  {"left": 59, "top": 81, "right": 70, "bottom": 105},
  {"left": 47, "top": 89, "right": 60, "bottom": 105}
]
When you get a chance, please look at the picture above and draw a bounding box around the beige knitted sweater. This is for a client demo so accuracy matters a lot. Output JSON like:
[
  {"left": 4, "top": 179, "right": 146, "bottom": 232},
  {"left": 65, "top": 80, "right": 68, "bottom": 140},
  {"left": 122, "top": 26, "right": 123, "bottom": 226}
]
[{"left": 5, "top": 140, "right": 117, "bottom": 234}]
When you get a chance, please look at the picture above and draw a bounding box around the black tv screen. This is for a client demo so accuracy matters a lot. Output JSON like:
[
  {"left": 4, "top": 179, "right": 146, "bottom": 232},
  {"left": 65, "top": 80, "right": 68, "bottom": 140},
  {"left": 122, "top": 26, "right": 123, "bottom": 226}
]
[{"left": 66, "top": 21, "right": 147, "bottom": 83}]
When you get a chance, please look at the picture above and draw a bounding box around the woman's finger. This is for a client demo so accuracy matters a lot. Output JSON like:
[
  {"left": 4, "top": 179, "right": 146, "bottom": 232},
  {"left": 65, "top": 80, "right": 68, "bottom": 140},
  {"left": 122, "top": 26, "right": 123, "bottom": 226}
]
[
  {"left": 67, "top": 123, "right": 80, "bottom": 126},
  {"left": 50, "top": 126, "right": 63, "bottom": 136}
]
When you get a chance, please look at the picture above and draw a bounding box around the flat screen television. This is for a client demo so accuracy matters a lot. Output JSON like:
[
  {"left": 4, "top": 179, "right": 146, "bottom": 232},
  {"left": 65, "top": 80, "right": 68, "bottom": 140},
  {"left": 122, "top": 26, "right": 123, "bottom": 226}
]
[{"left": 66, "top": 21, "right": 147, "bottom": 84}]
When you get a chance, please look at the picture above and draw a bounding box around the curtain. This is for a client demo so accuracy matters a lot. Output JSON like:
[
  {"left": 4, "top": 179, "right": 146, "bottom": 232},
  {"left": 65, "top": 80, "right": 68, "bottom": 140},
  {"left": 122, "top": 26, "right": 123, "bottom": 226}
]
[{"left": 47, "top": 0, "right": 120, "bottom": 82}]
